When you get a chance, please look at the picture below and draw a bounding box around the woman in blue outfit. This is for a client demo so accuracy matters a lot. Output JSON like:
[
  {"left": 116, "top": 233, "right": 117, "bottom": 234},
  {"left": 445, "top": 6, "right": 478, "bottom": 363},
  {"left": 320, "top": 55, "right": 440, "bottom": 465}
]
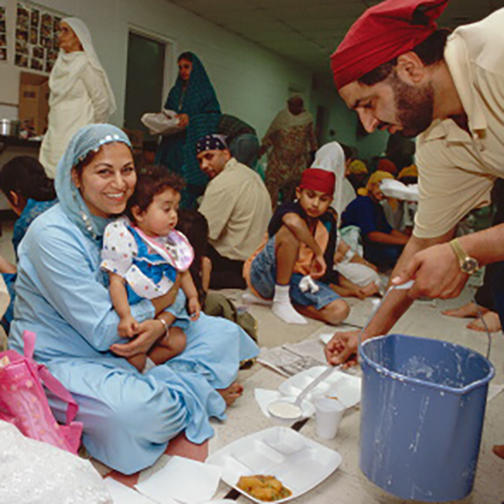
[
  {"left": 0, "top": 157, "right": 57, "bottom": 332},
  {"left": 156, "top": 52, "right": 221, "bottom": 207},
  {"left": 9, "top": 124, "right": 258, "bottom": 475}
]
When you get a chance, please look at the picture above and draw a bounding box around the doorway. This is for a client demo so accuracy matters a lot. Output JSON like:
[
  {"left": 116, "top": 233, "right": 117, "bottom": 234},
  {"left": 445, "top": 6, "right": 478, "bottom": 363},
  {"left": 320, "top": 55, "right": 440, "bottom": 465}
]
[{"left": 124, "top": 30, "right": 171, "bottom": 141}]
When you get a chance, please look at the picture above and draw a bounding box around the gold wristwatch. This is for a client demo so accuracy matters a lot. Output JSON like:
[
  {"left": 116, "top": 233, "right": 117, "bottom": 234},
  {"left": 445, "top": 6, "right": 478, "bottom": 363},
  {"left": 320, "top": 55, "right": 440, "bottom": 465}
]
[{"left": 449, "top": 238, "right": 479, "bottom": 275}]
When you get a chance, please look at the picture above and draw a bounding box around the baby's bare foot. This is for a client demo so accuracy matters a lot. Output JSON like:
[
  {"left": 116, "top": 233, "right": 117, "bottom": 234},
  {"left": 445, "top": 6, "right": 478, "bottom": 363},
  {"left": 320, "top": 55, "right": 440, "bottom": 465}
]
[{"left": 218, "top": 382, "right": 244, "bottom": 407}]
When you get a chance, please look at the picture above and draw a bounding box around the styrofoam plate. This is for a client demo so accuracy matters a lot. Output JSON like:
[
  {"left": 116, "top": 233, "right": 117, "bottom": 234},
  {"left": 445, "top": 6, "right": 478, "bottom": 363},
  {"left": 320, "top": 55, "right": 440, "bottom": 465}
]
[
  {"left": 278, "top": 366, "right": 361, "bottom": 409},
  {"left": 206, "top": 426, "right": 342, "bottom": 503}
]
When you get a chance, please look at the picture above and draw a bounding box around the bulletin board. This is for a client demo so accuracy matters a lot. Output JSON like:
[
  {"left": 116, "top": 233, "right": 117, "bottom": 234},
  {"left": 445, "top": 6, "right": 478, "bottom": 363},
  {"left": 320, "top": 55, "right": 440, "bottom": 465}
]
[
  {"left": 0, "top": 1, "right": 6, "bottom": 61},
  {"left": 14, "top": 2, "right": 62, "bottom": 73}
]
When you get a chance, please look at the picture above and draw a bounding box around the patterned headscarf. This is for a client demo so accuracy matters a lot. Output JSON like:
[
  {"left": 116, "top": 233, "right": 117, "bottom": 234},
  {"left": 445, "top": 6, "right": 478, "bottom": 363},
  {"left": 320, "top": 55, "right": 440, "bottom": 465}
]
[
  {"left": 164, "top": 52, "right": 221, "bottom": 188},
  {"left": 195, "top": 134, "right": 228, "bottom": 154},
  {"left": 165, "top": 52, "right": 220, "bottom": 117},
  {"left": 55, "top": 124, "right": 132, "bottom": 241}
]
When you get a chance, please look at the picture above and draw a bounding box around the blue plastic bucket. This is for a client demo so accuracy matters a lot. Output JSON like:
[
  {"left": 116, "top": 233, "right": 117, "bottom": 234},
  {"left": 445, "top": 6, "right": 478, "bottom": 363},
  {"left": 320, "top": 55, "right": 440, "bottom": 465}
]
[{"left": 359, "top": 334, "right": 494, "bottom": 502}]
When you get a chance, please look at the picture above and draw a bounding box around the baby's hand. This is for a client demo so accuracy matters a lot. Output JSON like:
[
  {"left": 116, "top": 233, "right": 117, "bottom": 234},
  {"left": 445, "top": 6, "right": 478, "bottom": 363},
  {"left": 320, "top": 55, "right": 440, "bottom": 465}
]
[
  {"left": 188, "top": 297, "right": 201, "bottom": 321},
  {"left": 118, "top": 315, "right": 139, "bottom": 338}
]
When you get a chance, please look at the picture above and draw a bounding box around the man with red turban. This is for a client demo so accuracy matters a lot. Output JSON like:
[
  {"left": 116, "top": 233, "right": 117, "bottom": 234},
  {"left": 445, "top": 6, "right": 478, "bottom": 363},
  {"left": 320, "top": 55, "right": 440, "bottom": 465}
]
[
  {"left": 243, "top": 168, "right": 350, "bottom": 326},
  {"left": 325, "top": 0, "right": 504, "bottom": 459}
]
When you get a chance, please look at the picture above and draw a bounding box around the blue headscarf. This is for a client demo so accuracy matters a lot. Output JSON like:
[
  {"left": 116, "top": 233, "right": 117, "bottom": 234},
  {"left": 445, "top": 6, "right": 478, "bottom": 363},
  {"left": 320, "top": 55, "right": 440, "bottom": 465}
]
[{"left": 55, "top": 123, "right": 132, "bottom": 241}]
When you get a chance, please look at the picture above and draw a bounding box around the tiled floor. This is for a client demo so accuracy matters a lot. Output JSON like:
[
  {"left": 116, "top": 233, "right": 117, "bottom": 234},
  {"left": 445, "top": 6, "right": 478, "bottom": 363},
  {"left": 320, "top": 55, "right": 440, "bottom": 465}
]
[
  {"left": 1, "top": 218, "right": 503, "bottom": 503},
  {"left": 209, "top": 289, "right": 504, "bottom": 503}
]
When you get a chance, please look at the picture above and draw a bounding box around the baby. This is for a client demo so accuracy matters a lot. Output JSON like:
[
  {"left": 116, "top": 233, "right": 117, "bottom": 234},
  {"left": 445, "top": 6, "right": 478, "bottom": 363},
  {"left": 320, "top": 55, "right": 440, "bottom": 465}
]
[{"left": 101, "top": 166, "right": 200, "bottom": 371}]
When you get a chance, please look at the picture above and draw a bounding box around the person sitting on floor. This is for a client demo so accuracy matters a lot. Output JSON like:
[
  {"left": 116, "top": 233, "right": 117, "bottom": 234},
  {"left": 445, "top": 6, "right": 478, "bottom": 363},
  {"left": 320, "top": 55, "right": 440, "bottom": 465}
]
[
  {"left": 0, "top": 156, "right": 57, "bottom": 332},
  {"left": 308, "top": 141, "right": 380, "bottom": 298},
  {"left": 342, "top": 170, "right": 409, "bottom": 270},
  {"left": 8, "top": 124, "right": 258, "bottom": 475},
  {"left": 347, "top": 158, "right": 368, "bottom": 193},
  {"left": 196, "top": 134, "right": 272, "bottom": 289},
  {"left": 243, "top": 168, "right": 350, "bottom": 325},
  {"left": 177, "top": 209, "right": 259, "bottom": 343}
]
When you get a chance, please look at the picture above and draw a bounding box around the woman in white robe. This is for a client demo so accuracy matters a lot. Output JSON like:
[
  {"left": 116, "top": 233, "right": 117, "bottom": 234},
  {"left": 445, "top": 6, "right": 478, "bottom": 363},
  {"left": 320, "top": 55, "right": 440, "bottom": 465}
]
[{"left": 39, "top": 18, "right": 116, "bottom": 178}]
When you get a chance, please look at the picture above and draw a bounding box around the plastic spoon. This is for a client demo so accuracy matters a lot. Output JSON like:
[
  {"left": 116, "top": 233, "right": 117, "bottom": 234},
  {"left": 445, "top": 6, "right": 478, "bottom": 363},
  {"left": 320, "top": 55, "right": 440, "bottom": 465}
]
[
  {"left": 267, "top": 280, "right": 416, "bottom": 422},
  {"left": 268, "top": 366, "right": 338, "bottom": 421}
]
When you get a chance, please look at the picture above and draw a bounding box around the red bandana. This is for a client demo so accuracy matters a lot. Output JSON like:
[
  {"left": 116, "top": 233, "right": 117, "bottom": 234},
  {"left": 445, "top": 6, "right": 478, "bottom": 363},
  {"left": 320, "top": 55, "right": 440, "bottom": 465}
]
[
  {"left": 331, "top": 0, "right": 448, "bottom": 89},
  {"left": 299, "top": 168, "right": 335, "bottom": 196}
]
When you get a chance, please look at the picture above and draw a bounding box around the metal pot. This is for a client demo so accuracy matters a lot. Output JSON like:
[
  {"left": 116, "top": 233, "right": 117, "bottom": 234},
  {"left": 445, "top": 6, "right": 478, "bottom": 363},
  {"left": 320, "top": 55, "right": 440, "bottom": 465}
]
[{"left": 0, "top": 119, "right": 20, "bottom": 137}]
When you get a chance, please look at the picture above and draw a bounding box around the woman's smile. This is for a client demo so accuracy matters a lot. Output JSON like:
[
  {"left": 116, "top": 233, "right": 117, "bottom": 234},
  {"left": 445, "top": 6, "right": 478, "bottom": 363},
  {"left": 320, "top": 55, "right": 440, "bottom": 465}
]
[{"left": 72, "top": 142, "right": 136, "bottom": 218}]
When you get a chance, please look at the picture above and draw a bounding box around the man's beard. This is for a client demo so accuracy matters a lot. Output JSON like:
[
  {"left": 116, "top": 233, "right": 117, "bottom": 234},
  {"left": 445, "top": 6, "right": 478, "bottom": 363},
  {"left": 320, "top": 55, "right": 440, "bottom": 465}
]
[{"left": 391, "top": 76, "right": 434, "bottom": 138}]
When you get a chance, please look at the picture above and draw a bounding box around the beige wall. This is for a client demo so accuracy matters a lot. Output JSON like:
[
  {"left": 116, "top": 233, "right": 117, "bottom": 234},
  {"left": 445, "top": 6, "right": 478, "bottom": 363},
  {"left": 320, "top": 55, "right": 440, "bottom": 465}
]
[{"left": 0, "top": 0, "right": 387, "bottom": 160}]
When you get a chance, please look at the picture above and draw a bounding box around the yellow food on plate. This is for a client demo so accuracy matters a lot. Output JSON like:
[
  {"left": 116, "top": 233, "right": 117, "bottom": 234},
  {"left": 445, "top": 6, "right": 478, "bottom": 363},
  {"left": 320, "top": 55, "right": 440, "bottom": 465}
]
[{"left": 237, "top": 474, "right": 292, "bottom": 501}]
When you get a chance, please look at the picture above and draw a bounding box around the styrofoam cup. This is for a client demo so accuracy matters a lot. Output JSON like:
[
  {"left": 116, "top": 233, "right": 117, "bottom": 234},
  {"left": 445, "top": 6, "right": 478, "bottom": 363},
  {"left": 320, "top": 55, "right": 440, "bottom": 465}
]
[{"left": 314, "top": 397, "right": 345, "bottom": 439}]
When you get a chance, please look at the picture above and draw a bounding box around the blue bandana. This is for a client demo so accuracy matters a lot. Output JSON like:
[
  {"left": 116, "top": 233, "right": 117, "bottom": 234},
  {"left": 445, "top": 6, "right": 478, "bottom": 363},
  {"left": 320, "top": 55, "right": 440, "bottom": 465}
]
[{"left": 195, "top": 134, "right": 228, "bottom": 155}]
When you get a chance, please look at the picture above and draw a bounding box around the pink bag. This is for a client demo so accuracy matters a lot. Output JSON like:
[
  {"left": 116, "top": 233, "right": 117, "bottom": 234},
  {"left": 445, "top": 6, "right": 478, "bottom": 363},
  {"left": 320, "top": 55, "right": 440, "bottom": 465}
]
[{"left": 0, "top": 330, "right": 83, "bottom": 453}]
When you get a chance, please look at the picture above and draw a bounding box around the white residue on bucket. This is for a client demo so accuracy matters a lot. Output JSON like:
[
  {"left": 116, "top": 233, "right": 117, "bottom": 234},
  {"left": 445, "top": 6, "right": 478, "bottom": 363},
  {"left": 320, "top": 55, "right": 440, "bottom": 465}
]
[
  {"left": 409, "top": 395, "right": 430, "bottom": 454},
  {"left": 399, "top": 355, "right": 434, "bottom": 381},
  {"left": 370, "top": 381, "right": 399, "bottom": 480}
]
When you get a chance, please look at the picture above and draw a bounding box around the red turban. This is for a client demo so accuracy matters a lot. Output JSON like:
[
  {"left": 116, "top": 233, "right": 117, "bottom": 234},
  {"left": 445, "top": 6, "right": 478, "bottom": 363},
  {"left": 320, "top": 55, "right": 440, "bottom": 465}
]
[
  {"left": 331, "top": 0, "right": 449, "bottom": 90},
  {"left": 299, "top": 168, "right": 335, "bottom": 196},
  {"left": 377, "top": 158, "right": 398, "bottom": 175}
]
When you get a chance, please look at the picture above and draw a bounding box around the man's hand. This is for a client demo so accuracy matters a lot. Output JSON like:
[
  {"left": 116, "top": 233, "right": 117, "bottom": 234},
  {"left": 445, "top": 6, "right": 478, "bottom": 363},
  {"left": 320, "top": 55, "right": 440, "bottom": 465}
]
[
  {"left": 110, "top": 319, "right": 164, "bottom": 357},
  {"left": 324, "top": 331, "right": 360, "bottom": 366},
  {"left": 392, "top": 242, "right": 468, "bottom": 299}
]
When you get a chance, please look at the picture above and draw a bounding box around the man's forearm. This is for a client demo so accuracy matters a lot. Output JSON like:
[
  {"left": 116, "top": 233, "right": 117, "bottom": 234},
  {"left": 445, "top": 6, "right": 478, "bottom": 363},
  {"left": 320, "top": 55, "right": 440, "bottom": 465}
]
[
  {"left": 460, "top": 223, "right": 504, "bottom": 265},
  {"left": 363, "top": 230, "right": 454, "bottom": 338}
]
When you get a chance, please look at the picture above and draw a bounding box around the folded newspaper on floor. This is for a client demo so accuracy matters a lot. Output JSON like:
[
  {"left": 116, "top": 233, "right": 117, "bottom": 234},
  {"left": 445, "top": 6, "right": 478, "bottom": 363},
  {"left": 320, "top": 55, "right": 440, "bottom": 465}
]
[{"left": 257, "top": 338, "right": 327, "bottom": 377}]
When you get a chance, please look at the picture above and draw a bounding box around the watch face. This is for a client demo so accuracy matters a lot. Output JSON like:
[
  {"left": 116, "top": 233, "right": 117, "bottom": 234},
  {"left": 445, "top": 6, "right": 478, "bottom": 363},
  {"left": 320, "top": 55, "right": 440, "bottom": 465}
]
[{"left": 461, "top": 257, "right": 479, "bottom": 274}]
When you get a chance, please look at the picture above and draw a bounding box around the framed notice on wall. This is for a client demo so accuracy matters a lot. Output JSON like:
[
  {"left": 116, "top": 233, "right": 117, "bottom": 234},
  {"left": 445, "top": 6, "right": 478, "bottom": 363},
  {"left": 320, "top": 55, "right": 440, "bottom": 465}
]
[
  {"left": 0, "top": 0, "right": 6, "bottom": 62},
  {"left": 15, "top": 2, "right": 64, "bottom": 73}
]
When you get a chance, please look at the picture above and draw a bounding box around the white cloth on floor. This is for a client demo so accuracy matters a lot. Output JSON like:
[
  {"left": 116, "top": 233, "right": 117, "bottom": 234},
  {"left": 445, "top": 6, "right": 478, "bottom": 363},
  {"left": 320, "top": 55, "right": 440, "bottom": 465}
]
[{"left": 335, "top": 261, "right": 382, "bottom": 289}]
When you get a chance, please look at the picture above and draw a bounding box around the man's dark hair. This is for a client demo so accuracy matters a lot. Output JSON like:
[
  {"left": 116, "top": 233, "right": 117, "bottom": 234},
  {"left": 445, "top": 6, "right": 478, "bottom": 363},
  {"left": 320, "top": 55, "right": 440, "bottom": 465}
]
[
  {"left": 127, "top": 165, "right": 185, "bottom": 220},
  {"left": 358, "top": 29, "right": 451, "bottom": 86}
]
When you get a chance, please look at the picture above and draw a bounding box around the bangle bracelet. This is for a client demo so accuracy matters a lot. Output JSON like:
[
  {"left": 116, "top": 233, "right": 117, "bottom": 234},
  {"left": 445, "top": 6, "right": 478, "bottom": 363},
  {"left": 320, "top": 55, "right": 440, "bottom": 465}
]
[{"left": 156, "top": 317, "right": 169, "bottom": 335}]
